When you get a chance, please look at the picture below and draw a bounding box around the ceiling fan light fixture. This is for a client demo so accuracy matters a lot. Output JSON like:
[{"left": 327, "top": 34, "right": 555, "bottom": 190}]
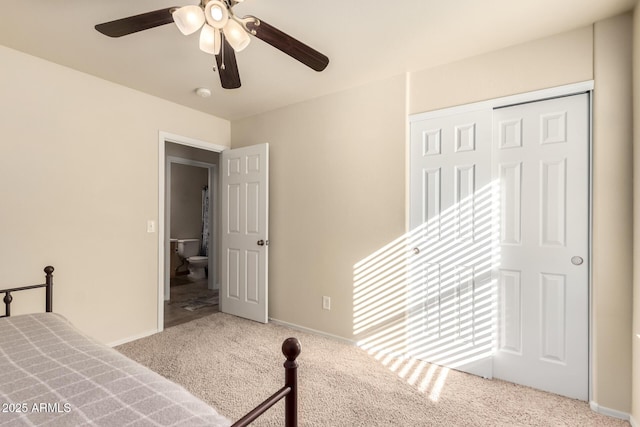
[
  {"left": 204, "top": 0, "right": 229, "bottom": 29},
  {"left": 199, "top": 24, "right": 221, "bottom": 55},
  {"left": 172, "top": 5, "right": 205, "bottom": 35},
  {"left": 224, "top": 19, "right": 251, "bottom": 52},
  {"left": 96, "top": 3, "right": 330, "bottom": 90}
]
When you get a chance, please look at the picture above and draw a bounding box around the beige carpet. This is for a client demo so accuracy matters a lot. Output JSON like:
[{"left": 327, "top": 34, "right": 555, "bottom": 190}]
[{"left": 116, "top": 313, "right": 629, "bottom": 427}]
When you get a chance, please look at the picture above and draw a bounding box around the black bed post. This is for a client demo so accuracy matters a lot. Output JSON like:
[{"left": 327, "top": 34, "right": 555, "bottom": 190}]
[
  {"left": 282, "top": 337, "right": 301, "bottom": 427},
  {"left": 3, "top": 292, "right": 12, "bottom": 317},
  {"left": 44, "top": 266, "right": 54, "bottom": 313}
]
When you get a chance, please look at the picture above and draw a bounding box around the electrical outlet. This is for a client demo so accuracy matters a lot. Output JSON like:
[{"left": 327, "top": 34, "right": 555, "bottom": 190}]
[{"left": 322, "top": 296, "right": 331, "bottom": 310}]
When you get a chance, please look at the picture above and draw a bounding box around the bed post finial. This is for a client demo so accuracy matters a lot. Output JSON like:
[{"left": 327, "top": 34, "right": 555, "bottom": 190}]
[
  {"left": 44, "top": 266, "right": 54, "bottom": 313},
  {"left": 282, "top": 337, "right": 301, "bottom": 362},
  {"left": 282, "top": 337, "right": 300, "bottom": 427}
]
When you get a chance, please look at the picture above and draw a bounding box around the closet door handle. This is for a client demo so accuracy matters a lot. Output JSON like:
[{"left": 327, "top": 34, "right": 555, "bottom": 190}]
[{"left": 257, "top": 240, "right": 266, "bottom": 246}]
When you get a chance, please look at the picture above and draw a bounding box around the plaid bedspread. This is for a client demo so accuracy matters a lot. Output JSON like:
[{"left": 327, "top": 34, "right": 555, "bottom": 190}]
[{"left": 0, "top": 313, "right": 231, "bottom": 426}]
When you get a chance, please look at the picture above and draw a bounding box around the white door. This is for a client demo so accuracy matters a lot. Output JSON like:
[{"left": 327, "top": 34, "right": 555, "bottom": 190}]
[
  {"left": 492, "top": 94, "right": 589, "bottom": 400},
  {"left": 220, "top": 143, "right": 269, "bottom": 323},
  {"left": 409, "top": 108, "right": 495, "bottom": 378}
]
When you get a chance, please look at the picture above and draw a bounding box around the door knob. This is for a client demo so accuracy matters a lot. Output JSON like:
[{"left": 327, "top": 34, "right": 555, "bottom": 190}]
[
  {"left": 571, "top": 256, "right": 583, "bottom": 265},
  {"left": 257, "top": 240, "right": 268, "bottom": 246},
  {"left": 413, "top": 247, "right": 420, "bottom": 254}
]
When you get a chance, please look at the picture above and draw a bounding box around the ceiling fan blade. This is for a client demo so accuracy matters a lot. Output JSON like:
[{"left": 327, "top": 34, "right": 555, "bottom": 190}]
[
  {"left": 246, "top": 18, "right": 329, "bottom": 72},
  {"left": 215, "top": 39, "right": 242, "bottom": 89},
  {"left": 95, "top": 8, "right": 177, "bottom": 38}
]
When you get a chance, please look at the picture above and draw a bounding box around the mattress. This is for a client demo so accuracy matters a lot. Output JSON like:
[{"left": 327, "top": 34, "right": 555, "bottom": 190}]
[{"left": 0, "top": 313, "right": 231, "bottom": 426}]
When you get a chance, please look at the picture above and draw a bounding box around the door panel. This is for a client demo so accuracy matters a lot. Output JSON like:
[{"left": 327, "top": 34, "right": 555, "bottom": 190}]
[
  {"left": 409, "top": 109, "right": 494, "bottom": 378},
  {"left": 220, "top": 143, "right": 269, "bottom": 323},
  {"left": 492, "top": 94, "right": 589, "bottom": 400}
]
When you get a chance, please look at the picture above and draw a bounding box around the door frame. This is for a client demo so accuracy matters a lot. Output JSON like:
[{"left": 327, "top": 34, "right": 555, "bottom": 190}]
[
  {"left": 407, "top": 80, "right": 594, "bottom": 400},
  {"left": 157, "top": 131, "right": 227, "bottom": 332}
]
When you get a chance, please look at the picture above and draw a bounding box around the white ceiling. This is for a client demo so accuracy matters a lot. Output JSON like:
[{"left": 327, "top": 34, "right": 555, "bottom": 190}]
[{"left": 0, "top": 0, "right": 635, "bottom": 120}]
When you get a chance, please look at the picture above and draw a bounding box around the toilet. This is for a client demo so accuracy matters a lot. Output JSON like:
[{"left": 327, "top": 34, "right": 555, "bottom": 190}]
[{"left": 176, "top": 239, "right": 208, "bottom": 280}]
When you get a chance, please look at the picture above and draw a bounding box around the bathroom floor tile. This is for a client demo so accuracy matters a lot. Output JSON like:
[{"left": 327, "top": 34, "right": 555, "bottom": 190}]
[{"left": 164, "top": 279, "right": 219, "bottom": 329}]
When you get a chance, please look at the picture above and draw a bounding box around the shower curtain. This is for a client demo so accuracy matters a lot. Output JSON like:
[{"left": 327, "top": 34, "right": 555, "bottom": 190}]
[{"left": 201, "top": 185, "right": 209, "bottom": 256}]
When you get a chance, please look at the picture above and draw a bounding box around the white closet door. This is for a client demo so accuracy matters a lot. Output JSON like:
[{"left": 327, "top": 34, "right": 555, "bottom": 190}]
[
  {"left": 492, "top": 94, "right": 589, "bottom": 400},
  {"left": 409, "top": 108, "right": 494, "bottom": 378}
]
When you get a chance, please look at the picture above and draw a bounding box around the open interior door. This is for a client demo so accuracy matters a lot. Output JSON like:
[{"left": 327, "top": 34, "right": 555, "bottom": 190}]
[{"left": 220, "top": 143, "right": 269, "bottom": 323}]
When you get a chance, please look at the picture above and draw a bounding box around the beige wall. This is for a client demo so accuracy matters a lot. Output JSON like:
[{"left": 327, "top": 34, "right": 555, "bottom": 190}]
[
  {"left": 632, "top": 4, "right": 640, "bottom": 426},
  {"left": 170, "top": 163, "right": 208, "bottom": 240},
  {"left": 592, "top": 14, "right": 634, "bottom": 414},
  {"left": 232, "top": 18, "right": 635, "bottom": 415},
  {"left": 232, "top": 75, "right": 407, "bottom": 339},
  {"left": 409, "top": 25, "right": 593, "bottom": 115},
  {"left": 0, "top": 45, "right": 230, "bottom": 344}
]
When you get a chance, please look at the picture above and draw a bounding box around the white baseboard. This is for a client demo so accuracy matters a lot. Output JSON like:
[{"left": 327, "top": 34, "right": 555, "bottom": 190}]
[
  {"left": 268, "top": 317, "right": 356, "bottom": 346},
  {"left": 589, "top": 401, "right": 630, "bottom": 422},
  {"left": 630, "top": 414, "right": 638, "bottom": 427},
  {"left": 107, "top": 328, "right": 159, "bottom": 348}
]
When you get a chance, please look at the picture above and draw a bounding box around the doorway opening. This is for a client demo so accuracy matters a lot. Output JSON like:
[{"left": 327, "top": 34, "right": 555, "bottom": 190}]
[
  {"left": 158, "top": 132, "right": 227, "bottom": 331},
  {"left": 165, "top": 155, "right": 218, "bottom": 328}
]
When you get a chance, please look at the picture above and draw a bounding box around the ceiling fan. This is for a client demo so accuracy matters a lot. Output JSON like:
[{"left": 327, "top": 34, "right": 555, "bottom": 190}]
[{"left": 95, "top": 0, "right": 330, "bottom": 89}]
